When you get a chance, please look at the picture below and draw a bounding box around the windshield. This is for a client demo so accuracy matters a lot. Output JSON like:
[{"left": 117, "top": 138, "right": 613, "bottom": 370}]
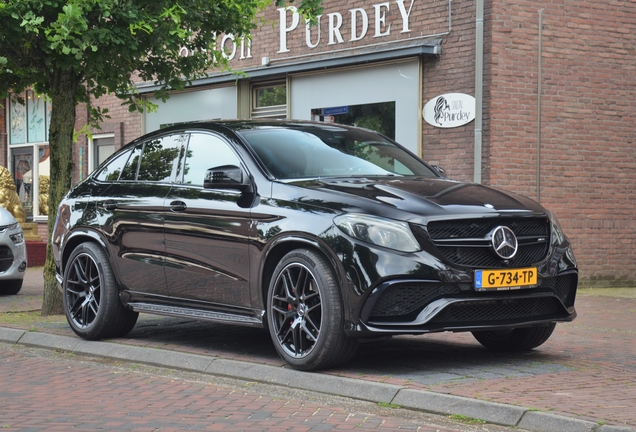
[{"left": 238, "top": 125, "right": 438, "bottom": 179}]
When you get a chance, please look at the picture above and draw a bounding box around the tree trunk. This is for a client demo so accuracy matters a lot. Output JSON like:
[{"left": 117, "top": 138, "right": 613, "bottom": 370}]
[{"left": 42, "top": 68, "right": 80, "bottom": 316}]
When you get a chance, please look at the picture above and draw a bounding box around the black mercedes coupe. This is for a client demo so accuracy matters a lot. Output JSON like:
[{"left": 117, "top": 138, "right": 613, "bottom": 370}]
[{"left": 52, "top": 120, "right": 578, "bottom": 370}]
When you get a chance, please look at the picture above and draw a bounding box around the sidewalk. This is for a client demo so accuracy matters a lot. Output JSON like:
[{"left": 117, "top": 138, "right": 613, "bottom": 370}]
[{"left": 2, "top": 267, "right": 635, "bottom": 432}]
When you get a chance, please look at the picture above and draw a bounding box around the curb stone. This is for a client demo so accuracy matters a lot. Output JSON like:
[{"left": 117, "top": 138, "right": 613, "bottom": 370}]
[
  {"left": 392, "top": 389, "right": 526, "bottom": 426},
  {"left": 1, "top": 328, "right": 635, "bottom": 432},
  {"left": 517, "top": 411, "right": 596, "bottom": 432}
]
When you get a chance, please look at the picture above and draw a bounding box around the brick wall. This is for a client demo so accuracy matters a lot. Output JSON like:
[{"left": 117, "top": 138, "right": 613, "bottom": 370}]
[
  {"left": 89, "top": 96, "right": 143, "bottom": 147},
  {"left": 486, "top": 0, "right": 636, "bottom": 285},
  {"left": 421, "top": 0, "right": 480, "bottom": 182}
]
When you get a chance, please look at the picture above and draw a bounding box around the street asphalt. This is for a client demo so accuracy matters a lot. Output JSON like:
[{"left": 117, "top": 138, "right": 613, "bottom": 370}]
[{"left": 1, "top": 267, "right": 635, "bottom": 432}]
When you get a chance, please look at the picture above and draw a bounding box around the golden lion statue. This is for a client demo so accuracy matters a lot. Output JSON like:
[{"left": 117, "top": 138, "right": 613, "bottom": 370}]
[
  {"left": 39, "top": 175, "right": 50, "bottom": 216},
  {"left": 0, "top": 166, "right": 27, "bottom": 223}
]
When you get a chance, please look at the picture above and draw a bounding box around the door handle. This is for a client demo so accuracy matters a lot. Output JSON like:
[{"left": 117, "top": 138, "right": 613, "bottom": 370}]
[
  {"left": 169, "top": 201, "right": 187, "bottom": 212},
  {"left": 103, "top": 199, "right": 118, "bottom": 210}
]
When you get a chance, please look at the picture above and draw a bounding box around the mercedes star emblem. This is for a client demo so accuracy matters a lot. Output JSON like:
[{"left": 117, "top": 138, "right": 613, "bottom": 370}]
[{"left": 492, "top": 226, "right": 518, "bottom": 259}]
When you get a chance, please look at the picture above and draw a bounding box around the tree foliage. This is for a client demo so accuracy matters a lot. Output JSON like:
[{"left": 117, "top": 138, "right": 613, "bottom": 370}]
[{"left": 0, "top": 0, "right": 322, "bottom": 315}]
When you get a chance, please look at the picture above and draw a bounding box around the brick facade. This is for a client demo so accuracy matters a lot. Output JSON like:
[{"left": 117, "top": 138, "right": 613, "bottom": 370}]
[
  {"left": 2, "top": 0, "right": 634, "bottom": 285},
  {"left": 485, "top": 0, "right": 636, "bottom": 286}
]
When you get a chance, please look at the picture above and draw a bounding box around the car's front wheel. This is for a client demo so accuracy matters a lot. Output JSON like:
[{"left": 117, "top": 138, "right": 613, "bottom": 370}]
[
  {"left": 267, "top": 249, "right": 358, "bottom": 371},
  {"left": 63, "top": 242, "right": 138, "bottom": 340},
  {"left": 472, "top": 323, "right": 556, "bottom": 352}
]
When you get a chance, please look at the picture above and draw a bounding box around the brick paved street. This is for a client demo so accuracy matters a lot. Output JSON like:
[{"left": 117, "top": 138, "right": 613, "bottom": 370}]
[
  {"left": 0, "top": 345, "right": 512, "bottom": 431},
  {"left": 2, "top": 268, "right": 635, "bottom": 430}
]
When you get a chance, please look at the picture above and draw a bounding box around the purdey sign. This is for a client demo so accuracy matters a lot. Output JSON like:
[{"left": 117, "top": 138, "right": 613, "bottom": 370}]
[
  {"left": 278, "top": 1, "right": 415, "bottom": 53},
  {"left": 181, "top": 0, "right": 431, "bottom": 62},
  {"left": 423, "top": 93, "right": 476, "bottom": 128}
]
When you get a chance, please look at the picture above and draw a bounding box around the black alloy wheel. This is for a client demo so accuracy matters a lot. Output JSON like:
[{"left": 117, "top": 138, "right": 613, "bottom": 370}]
[
  {"left": 63, "top": 242, "right": 138, "bottom": 340},
  {"left": 267, "top": 249, "right": 358, "bottom": 371}
]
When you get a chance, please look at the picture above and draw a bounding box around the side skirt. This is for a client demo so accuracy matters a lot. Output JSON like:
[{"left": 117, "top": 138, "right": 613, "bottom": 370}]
[{"left": 127, "top": 302, "right": 265, "bottom": 328}]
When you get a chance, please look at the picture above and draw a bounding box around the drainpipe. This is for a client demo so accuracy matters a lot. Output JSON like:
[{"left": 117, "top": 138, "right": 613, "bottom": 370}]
[
  {"left": 474, "top": 0, "right": 484, "bottom": 184},
  {"left": 537, "top": 9, "right": 543, "bottom": 202}
]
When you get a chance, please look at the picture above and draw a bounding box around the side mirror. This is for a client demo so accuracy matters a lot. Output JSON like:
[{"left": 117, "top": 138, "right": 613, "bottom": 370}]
[
  {"left": 203, "top": 165, "right": 251, "bottom": 191},
  {"left": 431, "top": 165, "right": 447, "bottom": 178}
]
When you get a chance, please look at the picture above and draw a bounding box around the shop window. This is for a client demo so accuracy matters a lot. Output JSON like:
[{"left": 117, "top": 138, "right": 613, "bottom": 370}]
[
  {"left": 251, "top": 82, "right": 287, "bottom": 118},
  {"left": 311, "top": 101, "right": 396, "bottom": 139},
  {"left": 7, "top": 91, "right": 51, "bottom": 220}
]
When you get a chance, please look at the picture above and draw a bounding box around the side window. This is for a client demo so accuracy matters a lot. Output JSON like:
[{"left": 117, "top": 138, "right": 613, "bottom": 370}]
[
  {"left": 119, "top": 143, "right": 143, "bottom": 181},
  {"left": 137, "top": 134, "right": 186, "bottom": 182},
  {"left": 94, "top": 147, "right": 133, "bottom": 182},
  {"left": 117, "top": 134, "right": 186, "bottom": 182},
  {"left": 181, "top": 133, "right": 241, "bottom": 186}
]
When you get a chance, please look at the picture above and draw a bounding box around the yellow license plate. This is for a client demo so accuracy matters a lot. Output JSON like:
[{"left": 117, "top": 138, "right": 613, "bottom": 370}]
[{"left": 475, "top": 267, "right": 538, "bottom": 290}]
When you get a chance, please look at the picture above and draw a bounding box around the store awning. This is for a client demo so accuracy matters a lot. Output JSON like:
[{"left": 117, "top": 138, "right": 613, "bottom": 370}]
[{"left": 136, "top": 37, "right": 442, "bottom": 94}]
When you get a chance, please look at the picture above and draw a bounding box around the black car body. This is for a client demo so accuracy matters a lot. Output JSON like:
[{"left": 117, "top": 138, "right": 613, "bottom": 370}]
[{"left": 52, "top": 120, "right": 578, "bottom": 370}]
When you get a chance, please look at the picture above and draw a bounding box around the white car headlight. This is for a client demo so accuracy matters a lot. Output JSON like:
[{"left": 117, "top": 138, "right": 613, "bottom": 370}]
[
  {"left": 10, "top": 232, "right": 24, "bottom": 244},
  {"left": 334, "top": 214, "right": 421, "bottom": 252}
]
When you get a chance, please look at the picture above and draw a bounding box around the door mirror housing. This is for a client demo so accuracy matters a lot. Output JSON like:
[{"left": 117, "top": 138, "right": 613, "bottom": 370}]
[{"left": 203, "top": 165, "right": 251, "bottom": 191}]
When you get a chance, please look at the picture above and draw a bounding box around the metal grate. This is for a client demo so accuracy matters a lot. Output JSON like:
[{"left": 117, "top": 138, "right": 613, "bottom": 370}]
[
  {"left": 549, "top": 273, "right": 578, "bottom": 308},
  {"left": 369, "top": 283, "right": 461, "bottom": 319},
  {"left": 428, "top": 297, "right": 563, "bottom": 324},
  {"left": 427, "top": 218, "right": 549, "bottom": 240},
  {"left": 438, "top": 243, "right": 548, "bottom": 268}
]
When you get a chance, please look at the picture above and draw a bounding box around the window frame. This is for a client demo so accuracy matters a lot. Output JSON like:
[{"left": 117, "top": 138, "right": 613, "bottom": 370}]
[
  {"left": 89, "top": 133, "right": 116, "bottom": 174},
  {"left": 250, "top": 81, "right": 288, "bottom": 119}
]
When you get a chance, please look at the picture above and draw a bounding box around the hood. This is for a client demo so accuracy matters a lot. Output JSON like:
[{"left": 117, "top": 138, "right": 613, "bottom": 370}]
[
  {"left": 291, "top": 176, "right": 547, "bottom": 220},
  {"left": 0, "top": 207, "right": 19, "bottom": 226}
]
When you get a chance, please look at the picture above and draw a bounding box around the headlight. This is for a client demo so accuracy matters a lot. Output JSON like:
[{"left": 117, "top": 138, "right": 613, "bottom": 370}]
[
  {"left": 334, "top": 214, "right": 421, "bottom": 252},
  {"left": 10, "top": 232, "right": 24, "bottom": 244},
  {"left": 548, "top": 211, "right": 565, "bottom": 245}
]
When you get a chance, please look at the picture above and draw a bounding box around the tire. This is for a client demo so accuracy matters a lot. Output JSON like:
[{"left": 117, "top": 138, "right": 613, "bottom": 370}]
[
  {"left": 472, "top": 323, "right": 557, "bottom": 352},
  {"left": 266, "top": 249, "right": 359, "bottom": 371},
  {"left": 63, "top": 242, "right": 138, "bottom": 340},
  {"left": 0, "top": 279, "right": 22, "bottom": 295}
]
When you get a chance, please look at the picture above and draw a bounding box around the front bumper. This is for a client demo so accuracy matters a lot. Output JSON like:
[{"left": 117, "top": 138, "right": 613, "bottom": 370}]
[
  {"left": 0, "top": 231, "right": 27, "bottom": 281},
  {"left": 329, "top": 229, "right": 578, "bottom": 338}
]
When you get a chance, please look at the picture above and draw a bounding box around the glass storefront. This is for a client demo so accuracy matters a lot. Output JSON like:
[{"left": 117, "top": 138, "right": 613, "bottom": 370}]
[{"left": 7, "top": 91, "right": 51, "bottom": 220}]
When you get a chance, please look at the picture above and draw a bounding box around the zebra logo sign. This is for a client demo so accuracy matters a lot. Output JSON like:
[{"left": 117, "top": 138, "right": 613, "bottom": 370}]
[{"left": 423, "top": 93, "right": 475, "bottom": 128}]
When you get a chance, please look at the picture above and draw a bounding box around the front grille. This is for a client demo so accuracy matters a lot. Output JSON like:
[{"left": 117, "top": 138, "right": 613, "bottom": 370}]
[
  {"left": 420, "top": 217, "right": 550, "bottom": 268},
  {"left": 428, "top": 218, "right": 549, "bottom": 240},
  {"left": 438, "top": 243, "right": 548, "bottom": 268},
  {"left": 428, "top": 297, "right": 564, "bottom": 324},
  {"left": 0, "top": 246, "right": 13, "bottom": 272}
]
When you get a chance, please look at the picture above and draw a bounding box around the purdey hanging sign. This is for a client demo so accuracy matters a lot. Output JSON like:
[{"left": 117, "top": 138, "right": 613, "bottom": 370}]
[{"left": 423, "top": 93, "right": 475, "bottom": 128}]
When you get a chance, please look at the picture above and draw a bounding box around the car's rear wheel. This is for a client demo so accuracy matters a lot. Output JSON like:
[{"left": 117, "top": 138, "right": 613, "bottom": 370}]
[
  {"left": 63, "top": 242, "right": 138, "bottom": 340},
  {"left": 0, "top": 279, "right": 22, "bottom": 295},
  {"left": 471, "top": 323, "right": 556, "bottom": 352},
  {"left": 267, "top": 249, "right": 359, "bottom": 371}
]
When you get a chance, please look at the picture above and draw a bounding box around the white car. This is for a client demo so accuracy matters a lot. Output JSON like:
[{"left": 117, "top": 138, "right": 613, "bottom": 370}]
[{"left": 0, "top": 206, "right": 27, "bottom": 295}]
